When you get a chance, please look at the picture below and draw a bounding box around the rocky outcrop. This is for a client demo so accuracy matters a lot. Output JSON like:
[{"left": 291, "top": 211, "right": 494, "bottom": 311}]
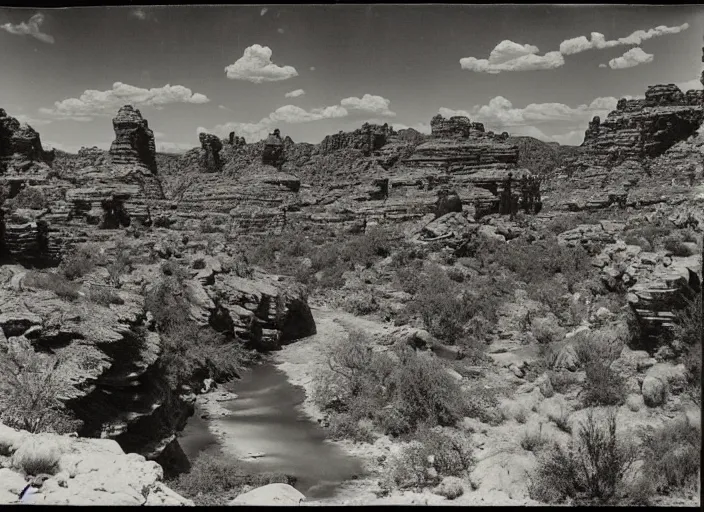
[
  {"left": 109, "top": 106, "right": 157, "bottom": 173},
  {"left": 229, "top": 484, "right": 305, "bottom": 505},
  {"left": 0, "top": 109, "right": 54, "bottom": 178},
  {"left": 0, "top": 423, "right": 193, "bottom": 505},
  {"left": 262, "top": 129, "right": 285, "bottom": 168},
  {"left": 198, "top": 133, "right": 223, "bottom": 173},
  {"left": 319, "top": 123, "right": 394, "bottom": 156},
  {"left": 228, "top": 132, "right": 246, "bottom": 146}
]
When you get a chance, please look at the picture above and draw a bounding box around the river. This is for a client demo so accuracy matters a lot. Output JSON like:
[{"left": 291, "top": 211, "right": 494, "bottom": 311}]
[{"left": 179, "top": 361, "right": 364, "bottom": 500}]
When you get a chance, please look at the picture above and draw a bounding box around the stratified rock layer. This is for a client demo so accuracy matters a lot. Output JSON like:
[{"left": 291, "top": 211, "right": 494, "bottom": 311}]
[{"left": 109, "top": 106, "right": 157, "bottom": 173}]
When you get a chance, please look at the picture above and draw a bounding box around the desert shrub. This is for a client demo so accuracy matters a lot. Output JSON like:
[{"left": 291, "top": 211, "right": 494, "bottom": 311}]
[
  {"left": 547, "top": 404, "right": 572, "bottom": 433},
  {"left": 145, "top": 269, "right": 245, "bottom": 388},
  {"left": 106, "top": 238, "right": 132, "bottom": 288},
  {"left": 59, "top": 245, "right": 98, "bottom": 281},
  {"left": 386, "top": 428, "right": 473, "bottom": 490},
  {"left": 169, "top": 456, "right": 295, "bottom": 506},
  {"left": 520, "top": 423, "right": 548, "bottom": 452},
  {"left": 314, "top": 332, "right": 468, "bottom": 439},
  {"left": 581, "top": 361, "right": 626, "bottom": 408},
  {"left": 571, "top": 325, "right": 627, "bottom": 367},
  {"left": 434, "top": 476, "right": 465, "bottom": 499},
  {"left": 663, "top": 234, "right": 695, "bottom": 257},
  {"left": 531, "top": 315, "right": 566, "bottom": 344},
  {"left": 674, "top": 293, "right": 702, "bottom": 402},
  {"left": 625, "top": 223, "right": 674, "bottom": 249},
  {"left": 463, "top": 384, "right": 504, "bottom": 425},
  {"left": 5, "top": 186, "right": 48, "bottom": 210},
  {"left": 0, "top": 338, "right": 81, "bottom": 434},
  {"left": 623, "top": 234, "right": 653, "bottom": 252},
  {"left": 11, "top": 438, "right": 62, "bottom": 476},
  {"left": 637, "top": 417, "right": 701, "bottom": 496},
  {"left": 548, "top": 370, "right": 581, "bottom": 394},
  {"left": 87, "top": 286, "right": 124, "bottom": 306},
  {"left": 23, "top": 271, "right": 81, "bottom": 301},
  {"left": 483, "top": 235, "right": 592, "bottom": 292},
  {"left": 406, "top": 265, "right": 499, "bottom": 345},
  {"left": 340, "top": 293, "right": 380, "bottom": 316},
  {"left": 529, "top": 409, "right": 637, "bottom": 505},
  {"left": 545, "top": 212, "right": 611, "bottom": 235}
]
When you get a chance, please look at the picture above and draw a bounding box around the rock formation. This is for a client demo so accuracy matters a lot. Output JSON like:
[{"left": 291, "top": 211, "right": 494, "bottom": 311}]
[
  {"left": 228, "top": 131, "right": 246, "bottom": 146},
  {"left": 109, "top": 106, "right": 157, "bottom": 173},
  {"left": 319, "top": 123, "right": 393, "bottom": 156},
  {"left": 198, "top": 132, "right": 223, "bottom": 172},
  {"left": 0, "top": 109, "right": 54, "bottom": 179},
  {"left": 262, "top": 129, "right": 285, "bottom": 168},
  {"left": 0, "top": 423, "right": 192, "bottom": 505}
]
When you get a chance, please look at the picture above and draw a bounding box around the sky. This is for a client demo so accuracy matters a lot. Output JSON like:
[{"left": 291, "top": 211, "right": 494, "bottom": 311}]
[{"left": 0, "top": 5, "right": 702, "bottom": 153}]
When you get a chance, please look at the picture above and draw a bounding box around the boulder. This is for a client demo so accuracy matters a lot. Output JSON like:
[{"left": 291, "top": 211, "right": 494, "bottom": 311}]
[{"left": 228, "top": 483, "right": 305, "bottom": 506}]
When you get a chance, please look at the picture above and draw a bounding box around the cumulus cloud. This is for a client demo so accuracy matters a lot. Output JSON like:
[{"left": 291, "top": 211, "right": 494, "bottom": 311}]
[
  {"left": 676, "top": 78, "right": 703, "bottom": 91},
  {"left": 599, "top": 63, "right": 608, "bottom": 68},
  {"left": 225, "top": 44, "right": 298, "bottom": 83},
  {"left": 39, "top": 82, "right": 210, "bottom": 120},
  {"left": 608, "top": 47, "right": 654, "bottom": 69},
  {"left": 285, "top": 89, "right": 305, "bottom": 98},
  {"left": 200, "top": 102, "right": 350, "bottom": 142},
  {"left": 14, "top": 114, "right": 51, "bottom": 127},
  {"left": 1, "top": 13, "right": 54, "bottom": 44},
  {"left": 278, "top": 28, "right": 285, "bottom": 34},
  {"left": 340, "top": 94, "right": 396, "bottom": 116},
  {"left": 560, "top": 23, "right": 688, "bottom": 55},
  {"left": 392, "top": 122, "right": 432, "bottom": 134},
  {"left": 156, "top": 142, "right": 195, "bottom": 154},
  {"left": 438, "top": 95, "right": 617, "bottom": 145},
  {"left": 260, "top": 8, "right": 268, "bottom": 16},
  {"left": 460, "top": 40, "right": 565, "bottom": 73},
  {"left": 461, "top": 95, "right": 618, "bottom": 128},
  {"left": 310, "top": 66, "right": 316, "bottom": 71}
]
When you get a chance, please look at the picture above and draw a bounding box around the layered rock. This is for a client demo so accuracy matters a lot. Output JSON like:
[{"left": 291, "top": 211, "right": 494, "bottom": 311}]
[
  {"left": 0, "top": 109, "right": 54, "bottom": 180},
  {"left": 198, "top": 132, "right": 223, "bottom": 172},
  {"left": 109, "top": 106, "right": 157, "bottom": 173},
  {"left": 262, "top": 129, "right": 285, "bottom": 168},
  {"left": 319, "top": 123, "right": 394, "bottom": 156},
  {"left": 549, "top": 81, "right": 704, "bottom": 211}
]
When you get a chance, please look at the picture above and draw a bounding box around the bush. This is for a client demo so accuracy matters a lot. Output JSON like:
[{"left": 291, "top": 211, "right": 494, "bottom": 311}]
[
  {"left": 59, "top": 245, "right": 98, "bottom": 281},
  {"left": 106, "top": 238, "right": 132, "bottom": 288},
  {"left": 11, "top": 437, "right": 62, "bottom": 476},
  {"left": 547, "top": 404, "right": 572, "bottom": 433},
  {"left": 386, "top": 428, "right": 473, "bottom": 491},
  {"left": 531, "top": 315, "right": 566, "bottom": 344},
  {"left": 637, "top": 417, "right": 701, "bottom": 496},
  {"left": 663, "top": 235, "right": 695, "bottom": 257},
  {"left": 169, "top": 456, "right": 295, "bottom": 506},
  {"left": 520, "top": 424, "right": 547, "bottom": 452},
  {"left": 23, "top": 271, "right": 81, "bottom": 301},
  {"left": 581, "top": 361, "right": 626, "bottom": 408},
  {"left": 87, "top": 286, "right": 124, "bottom": 306},
  {"left": 529, "top": 409, "right": 638, "bottom": 505},
  {"left": 314, "top": 332, "right": 468, "bottom": 439},
  {"left": 0, "top": 338, "right": 81, "bottom": 434},
  {"left": 145, "top": 270, "right": 246, "bottom": 388},
  {"left": 674, "top": 293, "right": 702, "bottom": 403},
  {"left": 5, "top": 187, "right": 48, "bottom": 210}
]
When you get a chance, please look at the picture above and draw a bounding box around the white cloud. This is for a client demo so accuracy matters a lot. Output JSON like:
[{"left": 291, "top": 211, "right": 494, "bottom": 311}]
[
  {"left": 676, "top": 78, "right": 703, "bottom": 91},
  {"left": 225, "top": 44, "right": 298, "bottom": 83},
  {"left": 438, "top": 95, "right": 617, "bottom": 145},
  {"left": 285, "top": 89, "right": 305, "bottom": 98},
  {"left": 340, "top": 94, "right": 396, "bottom": 116},
  {"left": 460, "top": 40, "right": 565, "bottom": 73},
  {"left": 39, "top": 82, "right": 210, "bottom": 120},
  {"left": 200, "top": 102, "right": 350, "bottom": 143},
  {"left": 608, "top": 47, "right": 654, "bottom": 69},
  {"left": 260, "top": 8, "right": 268, "bottom": 16},
  {"left": 559, "top": 23, "right": 688, "bottom": 55},
  {"left": 392, "top": 122, "right": 431, "bottom": 134},
  {"left": 278, "top": 28, "right": 285, "bottom": 34},
  {"left": 156, "top": 142, "right": 195, "bottom": 153},
  {"left": 14, "top": 114, "right": 51, "bottom": 127},
  {"left": 463, "top": 95, "right": 618, "bottom": 128},
  {"left": 599, "top": 63, "right": 608, "bottom": 68},
  {"left": 310, "top": 66, "right": 316, "bottom": 71},
  {"left": 1, "top": 13, "right": 54, "bottom": 44}
]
